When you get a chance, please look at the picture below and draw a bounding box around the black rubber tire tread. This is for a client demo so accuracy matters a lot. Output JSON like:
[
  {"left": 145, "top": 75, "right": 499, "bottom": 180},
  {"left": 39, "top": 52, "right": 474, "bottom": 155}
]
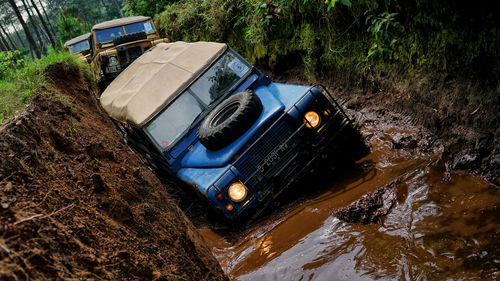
[
  {"left": 198, "top": 90, "right": 262, "bottom": 151},
  {"left": 112, "top": 32, "right": 147, "bottom": 46}
]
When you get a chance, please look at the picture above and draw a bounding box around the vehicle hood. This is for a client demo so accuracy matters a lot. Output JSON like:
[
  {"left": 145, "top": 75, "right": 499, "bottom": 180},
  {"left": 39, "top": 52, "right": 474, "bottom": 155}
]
[{"left": 180, "top": 86, "right": 285, "bottom": 168}]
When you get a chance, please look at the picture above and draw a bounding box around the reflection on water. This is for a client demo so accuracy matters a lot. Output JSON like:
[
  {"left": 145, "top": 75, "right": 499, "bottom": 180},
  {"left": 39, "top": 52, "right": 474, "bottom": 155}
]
[{"left": 199, "top": 120, "right": 500, "bottom": 281}]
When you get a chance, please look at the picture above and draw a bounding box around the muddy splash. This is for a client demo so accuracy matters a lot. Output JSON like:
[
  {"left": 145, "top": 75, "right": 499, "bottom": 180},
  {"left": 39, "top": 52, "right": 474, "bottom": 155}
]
[{"left": 199, "top": 110, "right": 499, "bottom": 280}]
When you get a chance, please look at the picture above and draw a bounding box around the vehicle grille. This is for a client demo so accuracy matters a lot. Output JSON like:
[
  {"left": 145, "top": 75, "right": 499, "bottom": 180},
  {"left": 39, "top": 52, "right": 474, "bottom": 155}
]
[
  {"left": 128, "top": 46, "right": 143, "bottom": 60},
  {"left": 234, "top": 116, "right": 299, "bottom": 196}
]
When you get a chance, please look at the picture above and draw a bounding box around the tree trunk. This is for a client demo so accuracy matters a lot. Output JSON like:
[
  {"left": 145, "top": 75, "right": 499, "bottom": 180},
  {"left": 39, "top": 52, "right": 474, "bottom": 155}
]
[
  {"left": 37, "top": 0, "right": 52, "bottom": 25},
  {"left": 21, "top": 0, "right": 45, "bottom": 50},
  {"left": 0, "top": 37, "right": 7, "bottom": 51},
  {"left": 110, "top": 0, "right": 124, "bottom": 17},
  {"left": 30, "top": 0, "right": 55, "bottom": 48},
  {"left": 0, "top": 23, "right": 17, "bottom": 49},
  {"left": 10, "top": 20, "right": 27, "bottom": 49},
  {"left": 29, "top": 45, "right": 34, "bottom": 59},
  {"left": 7, "top": 0, "right": 40, "bottom": 58},
  {"left": 0, "top": 28, "right": 12, "bottom": 51},
  {"left": 37, "top": 0, "right": 56, "bottom": 35}
]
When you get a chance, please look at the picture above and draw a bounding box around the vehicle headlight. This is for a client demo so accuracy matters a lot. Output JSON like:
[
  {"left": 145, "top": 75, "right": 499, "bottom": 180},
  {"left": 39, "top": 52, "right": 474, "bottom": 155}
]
[
  {"left": 304, "top": 111, "right": 321, "bottom": 128},
  {"left": 228, "top": 182, "right": 247, "bottom": 202},
  {"left": 108, "top": 56, "right": 119, "bottom": 66}
]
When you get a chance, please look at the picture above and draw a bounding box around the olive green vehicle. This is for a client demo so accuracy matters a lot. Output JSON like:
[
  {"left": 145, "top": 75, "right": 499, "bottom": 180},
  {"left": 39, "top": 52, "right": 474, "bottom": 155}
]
[
  {"left": 63, "top": 33, "right": 91, "bottom": 63},
  {"left": 90, "top": 16, "right": 169, "bottom": 85}
]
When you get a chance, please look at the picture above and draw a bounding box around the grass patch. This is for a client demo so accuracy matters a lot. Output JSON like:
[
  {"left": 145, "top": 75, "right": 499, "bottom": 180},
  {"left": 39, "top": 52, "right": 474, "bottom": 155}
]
[{"left": 0, "top": 49, "right": 91, "bottom": 124}]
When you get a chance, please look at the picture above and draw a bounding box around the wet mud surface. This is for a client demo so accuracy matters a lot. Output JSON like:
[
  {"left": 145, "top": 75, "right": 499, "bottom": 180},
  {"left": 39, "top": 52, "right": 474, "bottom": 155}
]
[{"left": 198, "top": 109, "right": 500, "bottom": 280}]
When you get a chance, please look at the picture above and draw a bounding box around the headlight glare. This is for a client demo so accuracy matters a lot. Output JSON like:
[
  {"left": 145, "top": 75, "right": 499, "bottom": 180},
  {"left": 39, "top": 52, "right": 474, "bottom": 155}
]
[
  {"left": 304, "top": 111, "right": 321, "bottom": 128},
  {"left": 228, "top": 182, "right": 247, "bottom": 202}
]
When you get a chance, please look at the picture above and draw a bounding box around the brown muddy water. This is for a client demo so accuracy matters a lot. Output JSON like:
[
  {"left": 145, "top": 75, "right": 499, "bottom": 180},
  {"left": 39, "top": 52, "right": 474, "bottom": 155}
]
[{"left": 199, "top": 116, "right": 500, "bottom": 281}]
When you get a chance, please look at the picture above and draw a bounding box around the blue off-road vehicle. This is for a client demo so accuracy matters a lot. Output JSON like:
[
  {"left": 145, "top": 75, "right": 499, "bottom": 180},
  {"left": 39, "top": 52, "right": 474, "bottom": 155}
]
[{"left": 100, "top": 41, "right": 352, "bottom": 219}]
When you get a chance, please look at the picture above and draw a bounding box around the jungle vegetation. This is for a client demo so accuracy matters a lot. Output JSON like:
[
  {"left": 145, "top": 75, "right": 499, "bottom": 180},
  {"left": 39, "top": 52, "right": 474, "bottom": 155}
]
[{"left": 1, "top": 0, "right": 499, "bottom": 123}]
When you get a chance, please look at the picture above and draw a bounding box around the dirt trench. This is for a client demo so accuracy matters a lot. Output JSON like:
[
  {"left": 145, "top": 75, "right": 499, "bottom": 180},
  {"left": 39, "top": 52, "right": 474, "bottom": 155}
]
[
  {"left": 0, "top": 63, "right": 228, "bottom": 280},
  {"left": 271, "top": 65, "right": 500, "bottom": 187}
]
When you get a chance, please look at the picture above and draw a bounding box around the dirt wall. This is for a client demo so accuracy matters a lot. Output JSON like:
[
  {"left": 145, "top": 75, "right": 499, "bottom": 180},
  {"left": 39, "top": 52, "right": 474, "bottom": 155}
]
[
  {"left": 342, "top": 78, "right": 500, "bottom": 186},
  {"left": 0, "top": 63, "right": 228, "bottom": 280},
  {"left": 272, "top": 67, "right": 500, "bottom": 187}
]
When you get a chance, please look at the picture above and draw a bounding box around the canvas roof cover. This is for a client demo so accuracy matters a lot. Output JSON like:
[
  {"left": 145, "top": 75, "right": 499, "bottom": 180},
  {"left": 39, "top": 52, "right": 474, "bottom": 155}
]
[
  {"left": 63, "top": 33, "right": 90, "bottom": 47},
  {"left": 92, "top": 16, "right": 150, "bottom": 31},
  {"left": 100, "top": 41, "right": 228, "bottom": 126}
]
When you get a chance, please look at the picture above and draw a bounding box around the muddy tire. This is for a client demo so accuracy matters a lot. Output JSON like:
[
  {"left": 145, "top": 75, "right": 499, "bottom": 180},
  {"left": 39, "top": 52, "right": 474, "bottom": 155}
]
[
  {"left": 198, "top": 90, "right": 262, "bottom": 151},
  {"left": 112, "top": 32, "right": 147, "bottom": 46}
]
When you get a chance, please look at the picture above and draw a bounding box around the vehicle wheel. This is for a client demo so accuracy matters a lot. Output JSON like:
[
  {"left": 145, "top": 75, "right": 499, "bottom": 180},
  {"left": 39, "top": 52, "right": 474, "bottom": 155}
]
[
  {"left": 112, "top": 32, "right": 147, "bottom": 46},
  {"left": 198, "top": 90, "right": 262, "bottom": 151}
]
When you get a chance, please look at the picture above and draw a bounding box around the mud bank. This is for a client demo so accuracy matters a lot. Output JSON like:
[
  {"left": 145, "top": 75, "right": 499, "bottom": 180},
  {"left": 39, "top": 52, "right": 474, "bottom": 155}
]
[
  {"left": 272, "top": 68, "right": 500, "bottom": 187},
  {"left": 334, "top": 179, "right": 399, "bottom": 224},
  {"left": 0, "top": 63, "right": 227, "bottom": 280}
]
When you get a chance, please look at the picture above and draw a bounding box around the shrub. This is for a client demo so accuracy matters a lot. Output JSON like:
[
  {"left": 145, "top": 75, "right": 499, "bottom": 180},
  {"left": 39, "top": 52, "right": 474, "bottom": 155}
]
[
  {"left": 156, "top": 0, "right": 361, "bottom": 77},
  {"left": 123, "top": 0, "right": 178, "bottom": 17},
  {"left": 137, "top": 0, "right": 500, "bottom": 84},
  {"left": 0, "top": 48, "right": 91, "bottom": 124},
  {"left": 0, "top": 50, "right": 24, "bottom": 79},
  {"left": 56, "top": 12, "right": 92, "bottom": 43}
]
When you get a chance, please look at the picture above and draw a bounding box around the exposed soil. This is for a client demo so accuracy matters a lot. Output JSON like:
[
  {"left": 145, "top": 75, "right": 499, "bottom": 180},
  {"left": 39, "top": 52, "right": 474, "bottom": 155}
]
[
  {"left": 0, "top": 63, "right": 228, "bottom": 280},
  {"left": 334, "top": 179, "right": 400, "bottom": 224}
]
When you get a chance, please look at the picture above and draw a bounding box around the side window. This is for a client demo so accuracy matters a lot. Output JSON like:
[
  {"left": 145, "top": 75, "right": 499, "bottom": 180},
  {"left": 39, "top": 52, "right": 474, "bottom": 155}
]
[
  {"left": 126, "top": 124, "right": 163, "bottom": 158},
  {"left": 124, "top": 21, "right": 155, "bottom": 34},
  {"left": 146, "top": 93, "right": 203, "bottom": 150}
]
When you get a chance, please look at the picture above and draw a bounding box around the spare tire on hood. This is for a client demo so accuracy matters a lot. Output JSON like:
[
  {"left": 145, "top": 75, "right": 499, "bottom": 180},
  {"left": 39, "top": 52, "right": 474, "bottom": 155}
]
[{"left": 197, "top": 90, "right": 262, "bottom": 151}]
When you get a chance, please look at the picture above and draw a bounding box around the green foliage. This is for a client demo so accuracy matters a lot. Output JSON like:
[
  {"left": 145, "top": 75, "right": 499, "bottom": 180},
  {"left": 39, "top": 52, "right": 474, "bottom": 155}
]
[
  {"left": 392, "top": 1, "right": 500, "bottom": 83},
  {"left": 157, "top": 0, "right": 367, "bottom": 79},
  {"left": 0, "top": 51, "right": 25, "bottom": 79},
  {"left": 154, "top": 0, "right": 499, "bottom": 87},
  {"left": 56, "top": 12, "right": 92, "bottom": 43},
  {"left": 49, "top": 0, "right": 124, "bottom": 25},
  {"left": 123, "top": 0, "right": 177, "bottom": 17},
  {"left": 324, "top": 0, "right": 352, "bottom": 11},
  {"left": 0, "top": 48, "right": 90, "bottom": 124},
  {"left": 99, "top": 0, "right": 500, "bottom": 88},
  {"left": 156, "top": 0, "right": 234, "bottom": 40},
  {"left": 365, "top": 11, "right": 404, "bottom": 61}
]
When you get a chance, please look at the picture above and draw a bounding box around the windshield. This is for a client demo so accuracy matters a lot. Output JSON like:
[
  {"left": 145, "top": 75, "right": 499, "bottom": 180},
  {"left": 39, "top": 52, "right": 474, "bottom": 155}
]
[
  {"left": 145, "top": 50, "right": 251, "bottom": 151},
  {"left": 96, "top": 26, "right": 124, "bottom": 43},
  {"left": 124, "top": 21, "right": 155, "bottom": 34},
  {"left": 69, "top": 40, "right": 90, "bottom": 54},
  {"left": 189, "top": 51, "right": 250, "bottom": 105},
  {"left": 95, "top": 21, "right": 155, "bottom": 43}
]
